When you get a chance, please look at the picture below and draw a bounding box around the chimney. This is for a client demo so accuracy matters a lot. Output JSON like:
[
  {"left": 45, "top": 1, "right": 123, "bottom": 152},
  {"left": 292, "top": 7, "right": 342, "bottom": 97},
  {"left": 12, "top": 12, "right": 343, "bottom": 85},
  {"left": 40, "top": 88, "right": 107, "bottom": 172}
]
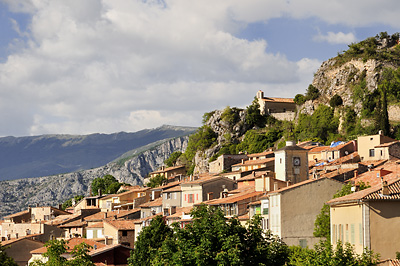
[
  {"left": 104, "top": 212, "right": 107, "bottom": 219},
  {"left": 354, "top": 170, "right": 358, "bottom": 178},
  {"left": 98, "top": 189, "right": 102, "bottom": 197},
  {"left": 252, "top": 171, "right": 255, "bottom": 177},
  {"left": 379, "top": 130, "right": 383, "bottom": 135},
  {"left": 382, "top": 180, "right": 390, "bottom": 196}
]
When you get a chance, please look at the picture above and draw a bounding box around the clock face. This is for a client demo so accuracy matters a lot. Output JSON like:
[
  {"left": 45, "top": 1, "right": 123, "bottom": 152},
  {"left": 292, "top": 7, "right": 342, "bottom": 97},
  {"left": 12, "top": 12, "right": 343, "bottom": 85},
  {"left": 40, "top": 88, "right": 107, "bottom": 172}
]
[{"left": 293, "top": 157, "right": 301, "bottom": 166}]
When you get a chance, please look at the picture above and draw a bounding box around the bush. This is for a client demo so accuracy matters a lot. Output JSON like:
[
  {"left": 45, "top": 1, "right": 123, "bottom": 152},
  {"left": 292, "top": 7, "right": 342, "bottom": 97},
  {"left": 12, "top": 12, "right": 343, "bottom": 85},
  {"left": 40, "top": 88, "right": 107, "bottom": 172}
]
[
  {"left": 306, "top": 84, "right": 320, "bottom": 101},
  {"left": 294, "top": 94, "right": 306, "bottom": 105}
]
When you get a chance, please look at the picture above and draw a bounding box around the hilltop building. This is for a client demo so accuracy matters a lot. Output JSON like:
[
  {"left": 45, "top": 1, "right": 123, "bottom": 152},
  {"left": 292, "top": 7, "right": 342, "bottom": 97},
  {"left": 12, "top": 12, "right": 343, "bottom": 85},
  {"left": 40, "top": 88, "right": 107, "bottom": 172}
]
[{"left": 256, "top": 90, "right": 296, "bottom": 121}]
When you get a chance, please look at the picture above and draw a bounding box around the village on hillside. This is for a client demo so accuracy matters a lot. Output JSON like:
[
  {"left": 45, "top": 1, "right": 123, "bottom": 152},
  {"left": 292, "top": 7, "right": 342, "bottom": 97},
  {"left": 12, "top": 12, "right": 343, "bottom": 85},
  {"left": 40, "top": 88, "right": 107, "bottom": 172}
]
[{"left": 2, "top": 92, "right": 400, "bottom": 265}]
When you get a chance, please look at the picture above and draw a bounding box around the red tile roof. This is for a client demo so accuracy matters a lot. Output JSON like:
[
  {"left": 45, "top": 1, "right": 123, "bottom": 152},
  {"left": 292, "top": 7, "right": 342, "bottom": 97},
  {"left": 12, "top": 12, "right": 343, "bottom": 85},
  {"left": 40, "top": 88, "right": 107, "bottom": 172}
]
[
  {"left": 31, "top": 238, "right": 106, "bottom": 254},
  {"left": 232, "top": 157, "right": 274, "bottom": 167},
  {"left": 105, "top": 220, "right": 135, "bottom": 230},
  {"left": 203, "top": 191, "right": 264, "bottom": 205},
  {"left": 3, "top": 210, "right": 30, "bottom": 219},
  {"left": 261, "top": 97, "right": 294, "bottom": 103},
  {"left": 328, "top": 177, "right": 400, "bottom": 204},
  {"left": 139, "top": 197, "right": 163, "bottom": 207}
]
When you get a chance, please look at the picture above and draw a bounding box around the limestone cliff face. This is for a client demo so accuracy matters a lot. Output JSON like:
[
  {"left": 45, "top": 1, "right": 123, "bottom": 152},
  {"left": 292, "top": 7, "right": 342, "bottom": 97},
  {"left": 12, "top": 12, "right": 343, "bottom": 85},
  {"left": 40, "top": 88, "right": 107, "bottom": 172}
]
[
  {"left": 298, "top": 58, "right": 400, "bottom": 123},
  {"left": 193, "top": 109, "right": 250, "bottom": 174},
  {"left": 0, "top": 136, "right": 189, "bottom": 218}
]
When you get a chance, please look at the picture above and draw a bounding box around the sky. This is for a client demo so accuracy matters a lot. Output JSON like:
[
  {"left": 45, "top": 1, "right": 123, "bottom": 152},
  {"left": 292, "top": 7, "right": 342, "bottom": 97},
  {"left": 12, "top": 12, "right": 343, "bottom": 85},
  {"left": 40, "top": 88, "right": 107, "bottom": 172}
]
[{"left": 1, "top": 0, "right": 400, "bottom": 137}]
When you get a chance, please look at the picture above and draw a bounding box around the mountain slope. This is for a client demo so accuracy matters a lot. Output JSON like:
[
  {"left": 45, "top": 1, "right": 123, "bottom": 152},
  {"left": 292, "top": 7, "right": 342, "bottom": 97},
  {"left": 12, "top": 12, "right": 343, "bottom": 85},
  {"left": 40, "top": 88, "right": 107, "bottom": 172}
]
[
  {"left": 0, "top": 125, "right": 196, "bottom": 181},
  {"left": 0, "top": 136, "right": 189, "bottom": 218}
]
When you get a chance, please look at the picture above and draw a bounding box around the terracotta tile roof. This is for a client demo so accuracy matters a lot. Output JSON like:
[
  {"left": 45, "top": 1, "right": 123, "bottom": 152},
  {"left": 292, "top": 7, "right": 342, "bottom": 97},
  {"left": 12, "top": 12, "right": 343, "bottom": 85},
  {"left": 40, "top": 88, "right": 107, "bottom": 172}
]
[
  {"left": 325, "top": 152, "right": 360, "bottom": 166},
  {"left": 203, "top": 191, "right": 264, "bottom": 205},
  {"left": 328, "top": 177, "right": 400, "bottom": 204},
  {"left": 237, "top": 213, "right": 250, "bottom": 221},
  {"left": 248, "top": 200, "right": 261, "bottom": 206},
  {"left": 87, "top": 222, "right": 103, "bottom": 228},
  {"left": 238, "top": 171, "right": 270, "bottom": 181},
  {"left": 139, "top": 197, "right": 163, "bottom": 208},
  {"left": 375, "top": 140, "right": 400, "bottom": 148},
  {"left": 162, "top": 185, "right": 182, "bottom": 193},
  {"left": 166, "top": 206, "right": 193, "bottom": 220},
  {"left": 261, "top": 97, "right": 294, "bottom": 103},
  {"left": 309, "top": 146, "right": 330, "bottom": 153},
  {"left": 1, "top": 235, "right": 44, "bottom": 246},
  {"left": 89, "top": 243, "right": 133, "bottom": 257},
  {"left": 151, "top": 180, "right": 182, "bottom": 190},
  {"left": 269, "top": 177, "right": 343, "bottom": 194},
  {"left": 227, "top": 186, "right": 255, "bottom": 194},
  {"left": 247, "top": 151, "right": 274, "bottom": 158},
  {"left": 31, "top": 238, "right": 106, "bottom": 254},
  {"left": 105, "top": 220, "right": 135, "bottom": 230},
  {"left": 232, "top": 157, "right": 274, "bottom": 167},
  {"left": 181, "top": 175, "right": 228, "bottom": 185},
  {"left": 45, "top": 213, "right": 80, "bottom": 225},
  {"left": 318, "top": 167, "right": 358, "bottom": 180},
  {"left": 3, "top": 209, "right": 30, "bottom": 219},
  {"left": 150, "top": 165, "right": 185, "bottom": 175},
  {"left": 59, "top": 220, "right": 86, "bottom": 228},
  {"left": 134, "top": 212, "right": 163, "bottom": 223}
]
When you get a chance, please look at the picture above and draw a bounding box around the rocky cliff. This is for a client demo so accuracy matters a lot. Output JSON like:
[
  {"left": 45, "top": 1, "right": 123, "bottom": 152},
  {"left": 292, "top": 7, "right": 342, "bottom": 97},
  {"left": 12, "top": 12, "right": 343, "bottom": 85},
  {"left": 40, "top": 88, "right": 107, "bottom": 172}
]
[{"left": 0, "top": 136, "right": 189, "bottom": 218}]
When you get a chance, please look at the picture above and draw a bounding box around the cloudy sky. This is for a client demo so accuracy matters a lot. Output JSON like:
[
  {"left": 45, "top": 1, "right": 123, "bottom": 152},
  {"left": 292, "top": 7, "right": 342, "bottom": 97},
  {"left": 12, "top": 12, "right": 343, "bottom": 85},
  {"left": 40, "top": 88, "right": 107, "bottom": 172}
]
[{"left": 1, "top": 0, "right": 400, "bottom": 137}]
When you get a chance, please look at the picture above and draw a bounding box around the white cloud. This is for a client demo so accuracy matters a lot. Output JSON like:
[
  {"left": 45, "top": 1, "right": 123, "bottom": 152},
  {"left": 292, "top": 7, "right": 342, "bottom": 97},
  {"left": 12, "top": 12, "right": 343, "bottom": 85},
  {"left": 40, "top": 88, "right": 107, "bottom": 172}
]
[
  {"left": 6, "top": 0, "right": 392, "bottom": 136},
  {"left": 313, "top": 31, "right": 357, "bottom": 45}
]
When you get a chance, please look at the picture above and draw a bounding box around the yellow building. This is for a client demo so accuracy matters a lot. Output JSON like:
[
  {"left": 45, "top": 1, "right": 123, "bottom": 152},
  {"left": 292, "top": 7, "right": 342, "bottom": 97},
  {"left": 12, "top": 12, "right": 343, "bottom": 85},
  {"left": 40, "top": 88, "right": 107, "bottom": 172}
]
[
  {"left": 357, "top": 132, "right": 395, "bottom": 161},
  {"left": 328, "top": 178, "right": 400, "bottom": 259}
]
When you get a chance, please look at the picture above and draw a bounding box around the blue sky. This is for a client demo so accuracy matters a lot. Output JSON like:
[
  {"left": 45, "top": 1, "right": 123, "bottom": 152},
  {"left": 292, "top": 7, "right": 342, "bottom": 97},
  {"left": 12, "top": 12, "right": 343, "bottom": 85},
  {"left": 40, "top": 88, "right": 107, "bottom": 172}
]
[{"left": 1, "top": 0, "right": 400, "bottom": 137}]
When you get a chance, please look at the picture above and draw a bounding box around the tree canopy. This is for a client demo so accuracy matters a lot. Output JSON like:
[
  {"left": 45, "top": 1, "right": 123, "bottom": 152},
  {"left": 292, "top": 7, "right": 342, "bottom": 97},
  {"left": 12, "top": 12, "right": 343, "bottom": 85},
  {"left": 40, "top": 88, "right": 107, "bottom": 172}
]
[
  {"left": 91, "top": 174, "right": 122, "bottom": 196},
  {"left": 129, "top": 204, "right": 289, "bottom": 266},
  {"left": 0, "top": 243, "right": 18, "bottom": 266}
]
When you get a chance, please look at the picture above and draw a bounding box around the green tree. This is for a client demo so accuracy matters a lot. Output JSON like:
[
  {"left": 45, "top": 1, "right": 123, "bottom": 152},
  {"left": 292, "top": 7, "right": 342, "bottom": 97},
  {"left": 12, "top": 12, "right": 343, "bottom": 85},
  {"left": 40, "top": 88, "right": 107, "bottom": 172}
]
[
  {"left": 0, "top": 243, "right": 18, "bottom": 266},
  {"left": 128, "top": 215, "right": 173, "bottom": 266},
  {"left": 164, "top": 151, "right": 182, "bottom": 167},
  {"left": 245, "top": 97, "right": 267, "bottom": 128},
  {"left": 61, "top": 195, "right": 84, "bottom": 210},
  {"left": 150, "top": 205, "right": 289, "bottom": 266},
  {"left": 305, "top": 84, "right": 320, "bottom": 101},
  {"left": 294, "top": 94, "right": 306, "bottom": 105},
  {"left": 288, "top": 240, "right": 379, "bottom": 266},
  {"left": 68, "top": 242, "right": 95, "bottom": 266},
  {"left": 42, "top": 239, "right": 68, "bottom": 266},
  {"left": 146, "top": 174, "right": 167, "bottom": 188},
  {"left": 91, "top": 175, "right": 122, "bottom": 195}
]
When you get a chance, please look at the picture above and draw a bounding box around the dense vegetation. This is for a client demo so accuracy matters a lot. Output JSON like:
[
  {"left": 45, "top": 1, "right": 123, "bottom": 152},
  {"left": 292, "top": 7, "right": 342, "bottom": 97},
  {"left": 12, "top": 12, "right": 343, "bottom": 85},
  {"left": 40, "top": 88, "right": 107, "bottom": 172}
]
[
  {"left": 61, "top": 195, "right": 84, "bottom": 210},
  {"left": 129, "top": 205, "right": 289, "bottom": 266},
  {"left": 129, "top": 205, "right": 379, "bottom": 266},
  {"left": 91, "top": 174, "right": 125, "bottom": 195},
  {"left": 29, "top": 240, "right": 94, "bottom": 266}
]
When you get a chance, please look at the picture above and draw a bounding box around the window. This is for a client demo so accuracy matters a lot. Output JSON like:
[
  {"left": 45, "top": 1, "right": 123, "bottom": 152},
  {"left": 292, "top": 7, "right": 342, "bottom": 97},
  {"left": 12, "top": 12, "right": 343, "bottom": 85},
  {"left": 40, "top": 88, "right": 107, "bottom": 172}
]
[
  {"left": 122, "top": 230, "right": 128, "bottom": 236},
  {"left": 369, "top": 149, "right": 375, "bottom": 157},
  {"left": 207, "top": 192, "right": 213, "bottom": 200},
  {"left": 351, "top": 224, "right": 355, "bottom": 244},
  {"left": 188, "top": 194, "right": 194, "bottom": 203},
  {"left": 299, "top": 239, "right": 307, "bottom": 248}
]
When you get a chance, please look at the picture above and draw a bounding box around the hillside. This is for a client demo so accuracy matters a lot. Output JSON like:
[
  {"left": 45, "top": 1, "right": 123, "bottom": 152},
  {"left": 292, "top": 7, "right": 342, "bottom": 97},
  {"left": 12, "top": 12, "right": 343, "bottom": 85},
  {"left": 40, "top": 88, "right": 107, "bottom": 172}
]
[
  {"left": 0, "top": 125, "right": 196, "bottom": 181},
  {"left": 183, "top": 33, "right": 400, "bottom": 174},
  {"left": 0, "top": 136, "right": 190, "bottom": 218}
]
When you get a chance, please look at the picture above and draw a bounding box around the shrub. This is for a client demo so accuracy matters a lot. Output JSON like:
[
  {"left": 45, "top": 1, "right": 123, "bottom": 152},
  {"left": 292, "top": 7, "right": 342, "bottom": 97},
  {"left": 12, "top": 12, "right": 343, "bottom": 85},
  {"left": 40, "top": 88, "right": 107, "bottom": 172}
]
[{"left": 329, "top": 94, "right": 343, "bottom": 108}]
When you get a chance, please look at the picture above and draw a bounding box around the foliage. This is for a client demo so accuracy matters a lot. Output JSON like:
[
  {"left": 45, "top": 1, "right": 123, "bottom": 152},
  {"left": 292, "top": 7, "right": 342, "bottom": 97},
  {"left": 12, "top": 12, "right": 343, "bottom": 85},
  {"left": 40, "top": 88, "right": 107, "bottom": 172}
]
[
  {"left": 132, "top": 205, "right": 289, "bottom": 266},
  {"left": 91, "top": 174, "right": 122, "bottom": 196},
  {"left": 236, "top": 128, "right": 282, "bottom": 154},
  {"left": 146, "top": 174, "right": 167, "bottom": 188},
  {"left": 329, "top": 94, "right": 343, "bottom": 108},
  {"left": 61, "top": 195, "right": 84, "bottom": 210},
  {"left": 288, "top": 240, "right": 380, "bottom": 266},
  {"left": 164, "top": 151, "right": 182, "bottom": 167},
  {"left": 0, "top": 243, "right": 18, "bottom": 266},
  {"left": 306, "top": 84, "right": 320, "bottom": 101},
  {"left": 29, "top": 240, "right": 94, "bottom": 266},
  {"left": 295, "top": 105, "right": 339, "bottom": 144},
  {"left": 221, "top": 106, "right": 241, "bottom": 128},
  {"left": 294, "top": 94, "right": 306, "bottom": 105},
  {"left": 202, "top": 111, "right": 215, "bottom": 124},
  {"left": 314, "top": 182, "right": 370, "bottom": 240},
  {"left": 68, "top": 243, "right": 95, "bottom": 266},
  {"left": 245, "top": 97, "right": 267, "bottom": 128},
  {"left": 128, "top": 215, "right": 173, "bottom": 266},
  {"left": 183, "top": 125, "right": 217, "bottom": 163}
]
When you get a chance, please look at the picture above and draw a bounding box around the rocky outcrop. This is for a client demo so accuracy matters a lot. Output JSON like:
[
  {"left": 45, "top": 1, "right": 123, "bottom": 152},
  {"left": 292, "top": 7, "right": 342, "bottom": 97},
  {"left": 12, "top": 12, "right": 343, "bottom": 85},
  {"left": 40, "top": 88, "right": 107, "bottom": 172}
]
[{"left": 0, "top": 136, "right": 189, "bottom": 218}]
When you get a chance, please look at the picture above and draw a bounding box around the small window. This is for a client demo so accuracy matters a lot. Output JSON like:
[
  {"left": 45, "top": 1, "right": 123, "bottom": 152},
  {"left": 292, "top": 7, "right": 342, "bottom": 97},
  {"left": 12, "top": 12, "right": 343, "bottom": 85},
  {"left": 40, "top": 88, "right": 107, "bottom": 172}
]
[
  {"left": 188, "top": 194, "right": 194, "bottom": 203},
  {"left": 122, "top": 230, "right": 128, "bottom": 236},
  {"left": 369, "top": 149, "right": 375, "bottom": 157}
]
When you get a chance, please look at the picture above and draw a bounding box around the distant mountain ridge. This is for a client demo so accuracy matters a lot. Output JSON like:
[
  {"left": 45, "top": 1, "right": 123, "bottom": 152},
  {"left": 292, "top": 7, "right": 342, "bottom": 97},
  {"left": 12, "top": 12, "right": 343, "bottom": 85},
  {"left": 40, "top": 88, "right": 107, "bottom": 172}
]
[
  {"left": 0, "top": 125, "right": 196, "bottom": 181},
  {"left": 0, "top": 135, "right": 191, "bottom": 218}
]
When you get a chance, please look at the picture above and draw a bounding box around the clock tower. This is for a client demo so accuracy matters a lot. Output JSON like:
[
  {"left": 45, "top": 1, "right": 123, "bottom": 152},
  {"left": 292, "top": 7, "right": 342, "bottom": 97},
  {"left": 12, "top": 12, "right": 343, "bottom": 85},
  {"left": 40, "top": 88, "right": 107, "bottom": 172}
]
[{"left": 274, "top": 141, "right": 309, "bottom": 184}]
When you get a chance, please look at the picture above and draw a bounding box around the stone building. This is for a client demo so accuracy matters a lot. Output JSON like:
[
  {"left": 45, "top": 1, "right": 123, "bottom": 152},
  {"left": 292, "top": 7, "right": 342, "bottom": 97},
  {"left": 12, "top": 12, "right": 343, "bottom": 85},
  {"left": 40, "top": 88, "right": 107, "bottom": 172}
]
[{"left": 256, "top": 90, "right": 296, "bottom": 120}]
